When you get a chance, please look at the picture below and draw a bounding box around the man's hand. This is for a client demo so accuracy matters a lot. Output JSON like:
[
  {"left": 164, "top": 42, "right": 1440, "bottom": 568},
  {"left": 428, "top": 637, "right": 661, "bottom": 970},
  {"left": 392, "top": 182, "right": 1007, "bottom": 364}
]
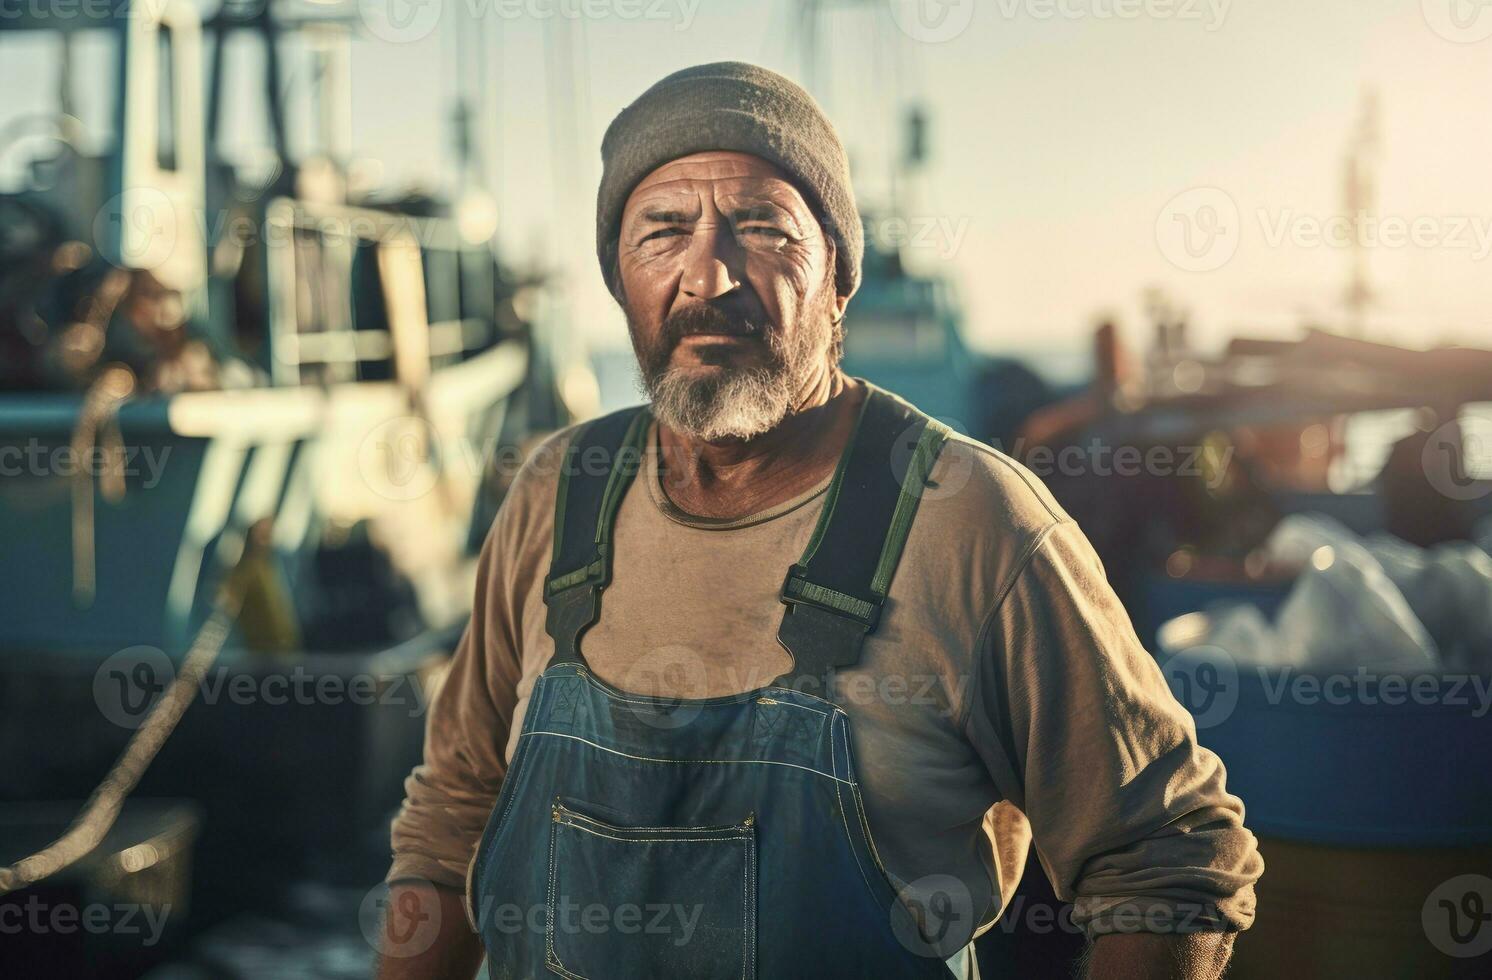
[
  {"left": 374, "top": 881, "right": 485, "bottom": 980},
  {"left": 1081, "top": 931, "right": 1235, "bottom": 980}
]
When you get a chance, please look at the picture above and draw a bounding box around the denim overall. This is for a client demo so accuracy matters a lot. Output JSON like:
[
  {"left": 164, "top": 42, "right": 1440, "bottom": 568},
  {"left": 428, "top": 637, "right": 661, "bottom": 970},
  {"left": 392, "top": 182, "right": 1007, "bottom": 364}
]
[{"left": 468, "top": 384, "right": 973, "bottom": 979}]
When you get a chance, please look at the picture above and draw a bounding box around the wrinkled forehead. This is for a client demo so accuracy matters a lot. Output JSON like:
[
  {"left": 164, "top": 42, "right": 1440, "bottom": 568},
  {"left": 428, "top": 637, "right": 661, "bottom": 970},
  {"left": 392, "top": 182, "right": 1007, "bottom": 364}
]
[{"left": 622, "top": 151, "right": 819, "bottom": 223}]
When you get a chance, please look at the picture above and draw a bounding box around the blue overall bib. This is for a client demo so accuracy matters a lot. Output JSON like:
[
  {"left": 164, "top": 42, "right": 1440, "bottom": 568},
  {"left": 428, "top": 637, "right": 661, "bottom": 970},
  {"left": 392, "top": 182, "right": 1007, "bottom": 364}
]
[{"left": 468, "top": 384, "right": 973, "bottom": 978}]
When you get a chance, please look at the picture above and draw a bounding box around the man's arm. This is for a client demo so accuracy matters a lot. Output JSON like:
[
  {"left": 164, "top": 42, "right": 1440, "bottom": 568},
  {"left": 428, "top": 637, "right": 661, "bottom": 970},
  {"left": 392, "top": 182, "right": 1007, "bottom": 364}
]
[
  {"left": 1083, "top": 932, "right": 1234, "bottom": 980},
  {"left": 963, "top": 520, "right": 1262, "bottom": 977},
  {"left": 377, "top": 435, "right": 563, "bottom": 978},
  {"left": 375, "top": 882, "right": 485, "bottom": 980}
]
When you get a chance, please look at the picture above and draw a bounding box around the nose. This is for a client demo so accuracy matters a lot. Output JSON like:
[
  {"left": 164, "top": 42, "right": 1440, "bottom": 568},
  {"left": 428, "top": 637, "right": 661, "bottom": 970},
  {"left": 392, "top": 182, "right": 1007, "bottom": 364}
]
[{"left": 680, "top": 220, "right": 743, "bottom": 301}]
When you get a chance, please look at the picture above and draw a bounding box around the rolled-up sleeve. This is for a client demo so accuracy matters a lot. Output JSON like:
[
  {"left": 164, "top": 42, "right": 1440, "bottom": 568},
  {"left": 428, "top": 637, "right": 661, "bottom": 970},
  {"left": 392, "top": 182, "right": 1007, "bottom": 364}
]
[
  {"left": 964, "top": 520, "right": 1263, "bottom": 937},
  {"left": 386, "top": 470, "right": 535, "bottom": 890}
]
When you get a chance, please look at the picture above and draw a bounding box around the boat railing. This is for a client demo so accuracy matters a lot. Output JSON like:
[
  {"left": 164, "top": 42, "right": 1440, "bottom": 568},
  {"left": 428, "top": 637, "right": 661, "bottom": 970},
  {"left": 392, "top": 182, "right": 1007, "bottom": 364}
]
[{"left": 263, "top": 197, "right": 500, "bottom": 388}]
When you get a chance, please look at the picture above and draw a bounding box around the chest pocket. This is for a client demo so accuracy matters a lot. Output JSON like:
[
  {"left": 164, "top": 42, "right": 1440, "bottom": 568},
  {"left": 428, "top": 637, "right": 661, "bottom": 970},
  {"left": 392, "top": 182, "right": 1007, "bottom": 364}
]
[{"left": 545, "top": 800, "right": 758, "bottom": 980}]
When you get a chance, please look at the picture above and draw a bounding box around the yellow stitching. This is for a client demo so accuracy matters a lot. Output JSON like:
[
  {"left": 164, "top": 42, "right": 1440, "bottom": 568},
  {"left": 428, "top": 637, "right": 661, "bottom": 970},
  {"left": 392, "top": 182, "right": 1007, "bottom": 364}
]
[
  {"left": 557, "top": 664, "right": 846, "bottom": 715},
  {"left": 754, "top": 697, "right": 831, "bottom": 717},
  {"left": 851, "top": 778, "right": 897, "bottom": 889},
  {"left": 741, "top": 836, "right": 748, "bottom": 980},
  {"left": 527, "top": 731, "right": 851, "bottom": 784},
  {"left": 831, "top": 715, "right": 884, "bottom": 908},
  {"left": 547, "top": 821, "right": 753, "bottom": 980},
  {"left": 560, "top": 827, "right": 751, "bottom": 845},
  {"left": 558, "top": 811, "right": 749, "bottom": 835}
]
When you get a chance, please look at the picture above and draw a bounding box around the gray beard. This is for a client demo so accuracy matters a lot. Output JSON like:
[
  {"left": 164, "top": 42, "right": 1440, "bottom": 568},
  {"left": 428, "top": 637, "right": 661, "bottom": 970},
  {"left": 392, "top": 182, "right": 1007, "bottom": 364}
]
[
  {"left": 632, "top": 300, "right": 832, "bottom": 442},
  {"left": 643, "top": 361, "right": 800, "bottom": 442}
]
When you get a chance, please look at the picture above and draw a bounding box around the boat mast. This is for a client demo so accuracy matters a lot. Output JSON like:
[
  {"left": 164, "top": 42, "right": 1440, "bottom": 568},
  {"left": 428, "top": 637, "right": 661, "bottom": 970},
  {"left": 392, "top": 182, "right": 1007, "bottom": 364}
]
[{"left": 1341, "top": 87, "right": 1379, "bottom": 339}]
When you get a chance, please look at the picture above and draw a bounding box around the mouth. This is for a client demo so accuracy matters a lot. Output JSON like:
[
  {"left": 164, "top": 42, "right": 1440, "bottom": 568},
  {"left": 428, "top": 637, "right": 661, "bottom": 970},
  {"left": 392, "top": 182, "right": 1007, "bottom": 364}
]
[
  {"left": 678, "top": 332, "right": 756, "bottom": 342},
  {"left": 669, "top": 332, "right": 764, "bottom": 369}
]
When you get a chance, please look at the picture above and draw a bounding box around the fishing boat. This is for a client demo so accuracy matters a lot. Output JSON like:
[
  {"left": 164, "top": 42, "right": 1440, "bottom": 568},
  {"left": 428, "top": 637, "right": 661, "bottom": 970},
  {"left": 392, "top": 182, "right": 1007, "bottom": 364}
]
[{"left": 0, "top": 2, "right": 575, "bottom": 973}]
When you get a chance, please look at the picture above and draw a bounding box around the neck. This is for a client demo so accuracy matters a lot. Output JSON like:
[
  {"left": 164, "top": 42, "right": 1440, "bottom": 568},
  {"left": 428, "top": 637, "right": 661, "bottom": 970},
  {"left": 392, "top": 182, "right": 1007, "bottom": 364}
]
[{"left": 655, "top": 366, "right": 862, "bottom": 520}]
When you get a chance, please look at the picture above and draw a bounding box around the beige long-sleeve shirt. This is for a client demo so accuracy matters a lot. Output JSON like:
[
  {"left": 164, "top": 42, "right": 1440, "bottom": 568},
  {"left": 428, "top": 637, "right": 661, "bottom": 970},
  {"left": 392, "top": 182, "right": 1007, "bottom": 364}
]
[{"left": 388, "top": 414, "right": 1262, "bottom": 951}]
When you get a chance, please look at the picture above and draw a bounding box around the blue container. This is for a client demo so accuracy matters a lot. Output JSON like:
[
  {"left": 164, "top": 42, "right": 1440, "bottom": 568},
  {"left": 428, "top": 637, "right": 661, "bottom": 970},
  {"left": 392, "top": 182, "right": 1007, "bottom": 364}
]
[
  {"left": 1158, "top": 615, "right": 1492, "bottom": 846},
  {"left": 1138, "top": 574, "right": 1292, "bottom": 650}
]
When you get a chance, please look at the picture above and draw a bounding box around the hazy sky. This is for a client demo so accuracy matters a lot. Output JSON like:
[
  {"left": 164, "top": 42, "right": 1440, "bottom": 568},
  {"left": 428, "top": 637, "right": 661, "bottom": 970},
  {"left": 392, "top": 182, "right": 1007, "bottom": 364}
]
[{"left": 5, "top": 0, "right": 1492, "bottom": 367}]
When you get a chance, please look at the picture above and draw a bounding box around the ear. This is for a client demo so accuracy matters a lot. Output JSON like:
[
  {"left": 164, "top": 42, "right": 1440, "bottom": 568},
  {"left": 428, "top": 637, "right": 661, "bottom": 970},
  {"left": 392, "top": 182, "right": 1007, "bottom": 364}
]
[{"left": 822, "top": 233, "right": 849, "bottom": 319}]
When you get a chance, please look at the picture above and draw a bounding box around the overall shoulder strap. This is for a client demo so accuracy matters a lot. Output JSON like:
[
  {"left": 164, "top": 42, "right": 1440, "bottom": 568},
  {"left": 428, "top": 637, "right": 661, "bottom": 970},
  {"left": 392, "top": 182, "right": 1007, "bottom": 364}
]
[
  {"left": 543, "top": 404, "right": 652, "bottom": 669},
  {"left": 775, "top": 384, "right": 951, "bottom": 696}
]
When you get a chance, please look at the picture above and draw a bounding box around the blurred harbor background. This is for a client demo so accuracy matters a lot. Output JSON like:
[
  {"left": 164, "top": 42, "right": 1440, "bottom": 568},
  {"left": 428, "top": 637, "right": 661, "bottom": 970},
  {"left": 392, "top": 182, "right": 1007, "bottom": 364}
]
[{"left": 2, "top": 1, "right": 1491, "bottom": 977}]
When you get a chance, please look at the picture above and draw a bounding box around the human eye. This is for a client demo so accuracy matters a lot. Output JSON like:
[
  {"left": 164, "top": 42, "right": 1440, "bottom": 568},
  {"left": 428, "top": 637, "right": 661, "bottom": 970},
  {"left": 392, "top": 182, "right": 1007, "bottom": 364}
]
[
  {"left": 732, "top": 209, "right": 793, "bottom": 248},
  {"left": 639, "top": 226, "right": 686, "bottom": 244}
]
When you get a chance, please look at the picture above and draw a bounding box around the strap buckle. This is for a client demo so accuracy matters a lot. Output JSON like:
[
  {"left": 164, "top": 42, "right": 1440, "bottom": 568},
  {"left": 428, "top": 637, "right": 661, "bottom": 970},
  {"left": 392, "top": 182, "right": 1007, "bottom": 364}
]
[
  {"left": 776, "top": 565, "right": 883, "bottom": 686},
  {"left": 778, "top": 564, "right": 883, "bottom": 631},
  {"left": 543, "top": 545, "right": 610, "bottom": 667}
]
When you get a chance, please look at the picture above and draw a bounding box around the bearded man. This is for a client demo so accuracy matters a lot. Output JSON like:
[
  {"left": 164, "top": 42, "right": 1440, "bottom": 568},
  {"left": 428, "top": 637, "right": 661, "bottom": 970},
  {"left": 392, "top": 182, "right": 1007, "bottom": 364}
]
[{"left": 378, "top": 61, "right": 1262, "bottom": 980}]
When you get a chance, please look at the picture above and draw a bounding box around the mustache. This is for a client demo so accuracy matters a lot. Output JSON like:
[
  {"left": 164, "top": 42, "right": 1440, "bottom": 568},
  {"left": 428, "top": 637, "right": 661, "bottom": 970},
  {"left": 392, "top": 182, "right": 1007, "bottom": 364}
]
[{"left": 663, "top": 302, "right": 769, "bottom": 345}]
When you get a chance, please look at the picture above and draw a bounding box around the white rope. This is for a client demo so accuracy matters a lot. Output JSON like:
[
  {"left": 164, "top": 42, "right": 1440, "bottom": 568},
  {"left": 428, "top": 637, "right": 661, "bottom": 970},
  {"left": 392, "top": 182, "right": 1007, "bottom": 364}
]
[{"left": 0, "top": 555, "right": 251, "bottom": 896}]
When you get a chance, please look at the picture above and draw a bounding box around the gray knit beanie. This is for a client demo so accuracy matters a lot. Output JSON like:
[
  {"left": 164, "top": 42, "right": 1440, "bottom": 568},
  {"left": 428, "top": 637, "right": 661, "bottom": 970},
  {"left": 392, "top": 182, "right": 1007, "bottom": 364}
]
[{"left": 596, "top": 61, "right": 863, "bottom": 302}]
